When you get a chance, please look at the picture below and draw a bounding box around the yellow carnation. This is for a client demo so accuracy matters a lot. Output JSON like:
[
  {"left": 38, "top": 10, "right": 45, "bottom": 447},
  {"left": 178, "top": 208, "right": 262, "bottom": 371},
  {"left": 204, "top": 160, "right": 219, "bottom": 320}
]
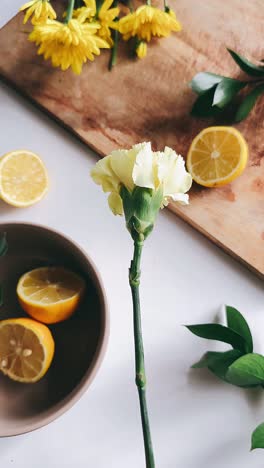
[{"left": 91, "top": 142, "right": 192, "bottom": 216}]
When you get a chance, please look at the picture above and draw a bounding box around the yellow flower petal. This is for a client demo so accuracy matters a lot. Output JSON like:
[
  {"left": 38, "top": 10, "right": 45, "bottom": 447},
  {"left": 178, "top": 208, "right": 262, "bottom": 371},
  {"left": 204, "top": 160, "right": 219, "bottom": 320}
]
[
  {"left": 91, "top": 155, "right": 120, "bottom": 193},
  {"left": 99, "top": 0, "right": 114, "bottom": 15},
  {"left": 110, "top": 148, "right": 137, "bottom": 192},
  {"left": 136, "top": 41, "right": 147, "bottom": 58},
  {"left": 20, "top": 1, "right": 34, "bottom": 12},
  {"left": 132, "top": 142, "right": 155, "bottom": 189},
  {"left": 118, "top": 5, "right": 182, "bottom": 42},
  {"left": 20, "top": 0, "right": 56, "bottom": 24},
  {"left": 156, "top": 147, "right": 192, "bottom": 202},
  {"left": 108, "top": 192, "right": 124, "bottom": 215},
  {"left": 29, "top": 18, "right": 107, "bottom": 74}
]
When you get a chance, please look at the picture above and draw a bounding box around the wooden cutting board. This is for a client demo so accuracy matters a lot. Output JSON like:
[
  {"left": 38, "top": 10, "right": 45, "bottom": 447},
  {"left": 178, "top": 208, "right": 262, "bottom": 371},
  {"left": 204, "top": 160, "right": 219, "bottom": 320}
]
[{"left": 0, "top": 0, "right": 263, "bottom": 278}]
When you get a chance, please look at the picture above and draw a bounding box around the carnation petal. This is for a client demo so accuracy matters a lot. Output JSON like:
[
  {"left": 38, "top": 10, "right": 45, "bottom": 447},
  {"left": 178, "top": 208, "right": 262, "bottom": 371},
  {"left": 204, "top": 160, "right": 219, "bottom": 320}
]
[
  {"left": 132, "top": 142, "right": 155, "bottom": 189},
  {"left": 170, "top": 192, "right": 189, "bottom": 205},
  {"left": 90, "top": 155, "right": 119, "bottom": 193},
  {"left": 157, "top": 149, "right": 192, "bottom": 197},
  {"left": 108, "top": 192, "right": 124, "bottom": 215},
  {"left": 110, "top": 149, "right": 137, "bottom": 191}
]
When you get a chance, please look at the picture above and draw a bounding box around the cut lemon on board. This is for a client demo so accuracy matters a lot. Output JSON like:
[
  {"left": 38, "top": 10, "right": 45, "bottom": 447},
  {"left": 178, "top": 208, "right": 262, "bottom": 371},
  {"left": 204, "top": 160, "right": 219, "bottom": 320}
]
[
  {"left": 17, "top": 267, "right": 85, "bottom": 324},
  {"left": 0, "top": 150, "right": 49, "bottom": 207},
  {"left": 187, "top": 126, "right": 248, "bottom": 187},
  {"left": 0, "top": 318, "right": 54, "bottom": 383}
]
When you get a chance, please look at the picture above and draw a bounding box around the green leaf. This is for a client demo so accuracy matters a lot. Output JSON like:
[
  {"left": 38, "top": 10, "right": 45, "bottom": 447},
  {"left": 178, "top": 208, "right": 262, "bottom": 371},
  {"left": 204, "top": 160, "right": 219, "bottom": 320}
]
[
  {"left": 0, "top": 233, "right": 8, "bottom": 257},
  {"left": 226, "top": 306, "right": 253, "bottom": 353},
  {"left": 192, "top": 350, "right": 240, "bottom": 368},
  {"left": 213, "top": 78, "right": 246, "bottom": 108},
  {"left": 192, "top": 349, "right": 242, "bottom": 382},
  {"left": 251, "top": 422, "right": 264, "bottom": 450},
  {"left": 191, "top": 88, "right": 221, "bottom": 118},
  {"left": 208, "top": 349, "right": 242, "bottom": 382},
  {"left": 227, "top": 49, "right": 264, "bottom": 77},
  {"left": 186, "top": 323, "right": 248, "bottom": 353},
  {"left": 190, "top": 72, "right": 223, "bottom": 95},
  {"left": 192, "top": 351, "right": 222, "bottom": 368},
  {"left": 235, "top": 84, "right": 264, "bottom": 122},
  {"left": 226, "top": 354, "right": 264, "bottom": 387}
]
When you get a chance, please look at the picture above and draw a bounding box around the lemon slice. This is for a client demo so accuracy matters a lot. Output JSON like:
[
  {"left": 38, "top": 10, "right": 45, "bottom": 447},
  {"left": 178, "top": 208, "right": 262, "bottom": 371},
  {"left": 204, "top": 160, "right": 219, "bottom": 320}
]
[
  {"left": 0, "top": 318, "right": 54, "bottom": 383},
  {"left": 17, "top": 267, "right": 85, "bottom": 324},
  {"left": 0, "top": 150, "right": 49, "bottom": 207},
  {"left": 187, "top": 126, "right": 248, "bottom": 187}
]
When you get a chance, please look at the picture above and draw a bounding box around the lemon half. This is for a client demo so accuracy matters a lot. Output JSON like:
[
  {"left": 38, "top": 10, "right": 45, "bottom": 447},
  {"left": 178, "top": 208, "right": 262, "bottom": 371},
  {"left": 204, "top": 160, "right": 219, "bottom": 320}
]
[
  {"left": 187, "top": 126, "right": 248, "bottom": 187},
  {"left": 0, "top": 150, "right": 49, "bottom": 207},
  {"left": 17, "top": 267, "right": 85, "bottom": 324},
  {"left": 0, "top": 318, "right": 54, "bottom": 383}
]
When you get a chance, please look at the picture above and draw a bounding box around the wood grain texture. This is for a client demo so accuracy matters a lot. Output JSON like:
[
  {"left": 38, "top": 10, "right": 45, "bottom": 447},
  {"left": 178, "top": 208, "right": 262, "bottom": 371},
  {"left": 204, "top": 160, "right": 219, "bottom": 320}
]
[{"left": 0, "top": 0, "right": 263, "bottom": 278}]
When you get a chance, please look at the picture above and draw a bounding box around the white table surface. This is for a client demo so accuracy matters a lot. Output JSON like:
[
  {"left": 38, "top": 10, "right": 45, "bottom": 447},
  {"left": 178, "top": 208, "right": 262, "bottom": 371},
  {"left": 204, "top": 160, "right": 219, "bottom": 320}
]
[{"left": 1, "top": 4, "right": 264, "bottom": 467}]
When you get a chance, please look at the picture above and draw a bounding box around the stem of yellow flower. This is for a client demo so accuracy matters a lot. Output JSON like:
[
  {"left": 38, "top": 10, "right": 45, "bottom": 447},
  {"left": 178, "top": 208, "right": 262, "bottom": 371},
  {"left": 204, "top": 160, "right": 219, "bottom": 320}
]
[
  {"left": 108, "top": 0, "right": 119, "bottom": 70},
  {"left": 95, "top": 0, "right": 104, "bottom": 18},
  {"left": 65, "top": 0, "right": 75, "bottom": 23},
  {"left": 109, "top": 30, "right": 119, "bottom": 70},
  {"left": 163, "top": 0, "right": 169, "bottom": 11},
  {"left": 146, "top": 0, "right": 151, "bottom": 5}
]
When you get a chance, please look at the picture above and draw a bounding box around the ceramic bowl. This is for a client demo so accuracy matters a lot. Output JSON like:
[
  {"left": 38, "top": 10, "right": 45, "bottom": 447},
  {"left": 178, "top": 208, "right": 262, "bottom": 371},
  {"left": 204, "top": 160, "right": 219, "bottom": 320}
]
[{"left": 0, "top": 222, "right": 108, "bottom": 437}]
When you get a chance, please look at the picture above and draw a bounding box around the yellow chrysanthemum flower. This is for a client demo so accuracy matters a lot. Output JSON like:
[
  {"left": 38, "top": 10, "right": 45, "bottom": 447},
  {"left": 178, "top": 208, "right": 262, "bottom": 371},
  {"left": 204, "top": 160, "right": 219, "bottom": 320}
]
[
  {"left": 73, "top": 0, "right": 119, "bottom": 46},
  {"left": 136, "top": 40, "right": 147, "bottom": 58},
  {"left": 29, "top": 19, "right": 110, "bottom": 75},
  {"left": 73, "top": 0, "right": 96, "bottom": 23},
  {"left": 118, "top": 5, "right": 182, "bottom": 42},
  {"left": 97, "top": 0, "right": 119, "bottom": 45},
  {"left": 20, "top": 0, "right": 56, "bottom": 25}
]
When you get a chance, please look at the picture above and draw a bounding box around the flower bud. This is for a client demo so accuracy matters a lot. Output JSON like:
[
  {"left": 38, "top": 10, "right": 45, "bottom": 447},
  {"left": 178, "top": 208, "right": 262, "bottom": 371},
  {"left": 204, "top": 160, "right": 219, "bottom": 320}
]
[{"left": 121, "top": 185, "right": 163, "bottom": 241}]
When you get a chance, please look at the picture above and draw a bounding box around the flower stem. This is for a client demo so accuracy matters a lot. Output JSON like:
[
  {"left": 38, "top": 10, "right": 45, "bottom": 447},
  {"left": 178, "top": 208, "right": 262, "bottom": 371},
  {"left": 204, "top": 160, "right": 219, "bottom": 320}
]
[
  {"left": 129, "top": 241, "right": 155, "bottom": 468},
  {"left": 108, "top": 29, "right": 119, "bottom": 70},
  {"left": 108, "top": 0, "right": 119, "bottom": 70},
  {"left": 146, "top": 0, "right": 152, "bottom": 5},
  {"left": 65, "top": 0, "right": 75, "bottom": 23},
  {"left": 163, "top": 0, "right": 169, "bottom": 11}
]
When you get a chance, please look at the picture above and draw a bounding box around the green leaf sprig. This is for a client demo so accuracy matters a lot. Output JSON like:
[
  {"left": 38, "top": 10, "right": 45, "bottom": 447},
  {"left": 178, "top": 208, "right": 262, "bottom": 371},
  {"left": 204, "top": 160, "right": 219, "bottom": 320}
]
[
  {"left": 190, "top": 49, "right": 264, "bottom": 122},
  {"left": 186, "top": 305, "right": 264, "bottom": 451},
  {"left": 0, "top": 233, "right": 8, "bottom": 306}
]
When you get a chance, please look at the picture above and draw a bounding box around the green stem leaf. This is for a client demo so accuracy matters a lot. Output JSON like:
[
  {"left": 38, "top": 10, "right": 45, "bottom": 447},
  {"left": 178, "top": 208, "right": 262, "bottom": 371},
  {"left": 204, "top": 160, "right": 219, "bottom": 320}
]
[
  {"left": 251, "top": 422, "right": 264, "bottom": 450},
  {"left": 227, "top": 48, "right": 264, "bottom": 77},
  {"left": 185, "top": 323, "right": 248, "bottom": 353},
  {"left": 226, "top": 353, "right": 264, "bottom": 387},
  {"left": 213, "top": 78, "right": 246, "bottom": 108},
  {"left": 225, "top": 305, "right": 253, "bottom": 353},
  {"left": 191, "top": 87, "right": 221, "bottom": 118},
  {"left": 192, "top": 349, "right": 241, "bottom": 369},
  {"left": 192, "top": 349, "right": 242, "bottom": 382},
  {"left": 235, "top": 83, "right": 264, "bottom": 122},
  {"left": 190, "top": 72, "right": 223, "bottom": 95}
]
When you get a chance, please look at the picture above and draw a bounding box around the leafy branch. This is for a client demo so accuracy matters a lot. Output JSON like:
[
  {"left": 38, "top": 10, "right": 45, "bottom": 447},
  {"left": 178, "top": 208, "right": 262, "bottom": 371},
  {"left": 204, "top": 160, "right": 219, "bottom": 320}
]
[
  {"left": 0, "top": 233, "right": 8, "bottom": 306},
  {"left": 190, "top": 49, "right": 264, "bottom": 122},
  {"left": 186, "top": 306, "right": 264, "bottom": 451}
]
